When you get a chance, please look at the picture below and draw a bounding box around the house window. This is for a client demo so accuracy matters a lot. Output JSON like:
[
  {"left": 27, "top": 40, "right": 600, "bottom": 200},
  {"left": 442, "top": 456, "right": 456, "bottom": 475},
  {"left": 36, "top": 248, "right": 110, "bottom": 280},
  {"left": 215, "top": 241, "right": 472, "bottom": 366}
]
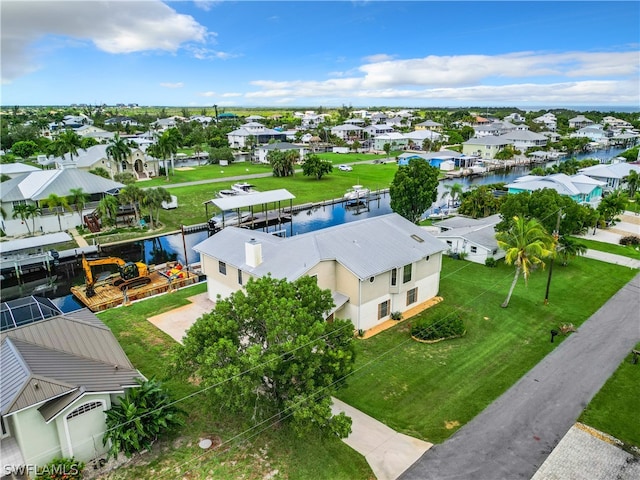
[
  {"left": 391, "top": 268, "right": 397, "bottom": 286},
  {"left": 218, "top": 261, "right": 226, "bottom": 275},
  {"left": 1, "top": 416, "right": 9, "bottom": 438},
  {"left": 446, "top": 240, "right": 452, "bottom": 247},
  {"left": 407, "top": 287, "right": 418, "bottom": 306},
  {"left": 238, "top": 269, "right": 243, "bottom": 285},
  {"left": 67, "top": 401, "right": 102, "bottom": 419},
  {"left": 403, "top": 264, "right": 412, "bottom": 284},
  {"left": 470, "top": 246, "right": 477, "bottom": 253},
  {"left": 378, "top": 300, "right": 390, "bottom": 319}
]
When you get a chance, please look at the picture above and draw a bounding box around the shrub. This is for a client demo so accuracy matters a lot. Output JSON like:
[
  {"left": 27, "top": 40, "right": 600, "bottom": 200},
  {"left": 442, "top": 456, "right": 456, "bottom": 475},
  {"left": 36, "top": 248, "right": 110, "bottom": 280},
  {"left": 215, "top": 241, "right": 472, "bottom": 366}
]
[
  {"left": 485, "top": 257, "right": 497, "bottom": 267},
  {"left": 37, "top": 457, "right": 85, "bottom": 480},
  {"left": 619, "top": 235, "right": 640, "bottom": 246},
  {"left": 390, "top": 311, "right": 403, "bottom": 321},
  {"left": 412, "top": 305, "right": 465, "bottom": 341}
]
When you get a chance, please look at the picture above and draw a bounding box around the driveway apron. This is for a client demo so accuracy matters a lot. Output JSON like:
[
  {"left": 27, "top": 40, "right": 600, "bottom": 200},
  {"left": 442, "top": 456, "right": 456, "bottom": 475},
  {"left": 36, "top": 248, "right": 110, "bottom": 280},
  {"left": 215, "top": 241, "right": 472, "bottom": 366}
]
[{"left": 400, "top": 272, "right": 640, "bottom": 480}]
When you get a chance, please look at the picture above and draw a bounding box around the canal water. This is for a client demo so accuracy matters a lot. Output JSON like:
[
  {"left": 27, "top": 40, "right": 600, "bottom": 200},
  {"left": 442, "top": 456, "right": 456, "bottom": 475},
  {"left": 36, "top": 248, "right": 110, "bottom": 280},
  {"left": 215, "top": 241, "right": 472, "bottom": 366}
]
[{"left": 7, "top": 147, "right": 628, "bottom": 311}]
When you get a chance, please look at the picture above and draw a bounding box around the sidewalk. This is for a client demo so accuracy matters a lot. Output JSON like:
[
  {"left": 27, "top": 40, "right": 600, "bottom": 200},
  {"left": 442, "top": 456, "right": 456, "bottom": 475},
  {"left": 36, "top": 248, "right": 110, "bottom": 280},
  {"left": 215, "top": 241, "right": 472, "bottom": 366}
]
[{"left": 583, "top": 249, "right": 640, "bottom": 269}]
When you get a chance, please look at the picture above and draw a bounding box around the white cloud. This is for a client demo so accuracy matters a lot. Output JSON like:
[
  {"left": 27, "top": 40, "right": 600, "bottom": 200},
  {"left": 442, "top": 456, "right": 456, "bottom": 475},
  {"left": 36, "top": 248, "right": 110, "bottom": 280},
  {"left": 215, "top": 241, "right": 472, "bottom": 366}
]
[
  {"left": 1, "top": 0, "right": 209, "bottom": 83},
  {"left": 244, "top": 50, "right": 639, "bottom": 105},
  {"left": 221, "top": 92, "right": 243, "bottom": 98},
  {"left": 160, "top": 82, "right": 184, "bottom": 89},
  {"left": 362, "top": 53, "right": 395, "bottom": 63}
]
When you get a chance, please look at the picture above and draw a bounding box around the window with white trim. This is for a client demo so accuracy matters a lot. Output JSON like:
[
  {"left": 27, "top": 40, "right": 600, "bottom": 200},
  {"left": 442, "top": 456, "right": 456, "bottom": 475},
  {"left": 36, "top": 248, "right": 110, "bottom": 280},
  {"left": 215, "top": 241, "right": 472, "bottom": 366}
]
[
  {"left": 218, "top": 261, "right": 226, "bottom": 275},
  {"left": 403, "top": 264, "right": 412, "bottom": 284},
  {"left": 470, "top": 246, "right": 477, "bottom": 253}
]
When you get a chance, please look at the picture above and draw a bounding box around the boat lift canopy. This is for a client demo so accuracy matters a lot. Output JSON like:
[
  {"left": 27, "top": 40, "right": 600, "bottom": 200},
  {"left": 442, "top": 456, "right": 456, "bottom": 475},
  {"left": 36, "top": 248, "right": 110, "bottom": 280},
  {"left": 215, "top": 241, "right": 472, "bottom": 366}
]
[
  {"left": 203, "top": 188, "right": 295, "bottom": 211},
  {"left": 0, "top": 232, "right": 72, "bottom": 255}
]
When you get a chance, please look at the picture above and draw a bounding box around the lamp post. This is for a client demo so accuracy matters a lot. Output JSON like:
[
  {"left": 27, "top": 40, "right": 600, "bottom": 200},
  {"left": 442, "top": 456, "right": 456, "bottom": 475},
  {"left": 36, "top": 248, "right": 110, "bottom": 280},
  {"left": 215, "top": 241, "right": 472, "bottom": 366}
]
[{"left": 544, "top": 208, "right": 563, "bottom": 305}]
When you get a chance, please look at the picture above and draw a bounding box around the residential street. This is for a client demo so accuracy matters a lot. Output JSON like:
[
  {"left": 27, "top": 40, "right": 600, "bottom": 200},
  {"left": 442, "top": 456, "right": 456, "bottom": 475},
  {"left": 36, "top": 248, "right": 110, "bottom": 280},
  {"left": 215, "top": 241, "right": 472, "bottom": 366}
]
[{"left": 400, "top": 272, "right": 640, "bottom": 480}]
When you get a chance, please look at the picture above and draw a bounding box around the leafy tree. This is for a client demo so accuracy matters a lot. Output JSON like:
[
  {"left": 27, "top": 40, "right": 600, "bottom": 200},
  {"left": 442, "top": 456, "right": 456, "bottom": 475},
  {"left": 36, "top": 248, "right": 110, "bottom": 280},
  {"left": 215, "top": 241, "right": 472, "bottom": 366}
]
[
  {"left": 42, "top": 194, "right": 70, "bottom": 232},
  {"left": 11, "top": 140, "right": 38, "bottom": 159},
  {"left": 113, "top": 172, "right": 138, "bottom": 185},
  {"left": 68, "top": 188, "right": 89, "bottom": 225},
  {"left": 390, "top": 158, "right": 439, "bottom": 223},
  {"left": 460, "top": 126, "right": 475, "bottom": 141},
  {"left": 458, "top": 185, "right": 502, "bottom": 218},
  {"left": 441, "top": 182, "right": 464, "bottom": 207},
  {"left": 103, "top": 379, "right": 184, "bottom": 459},
  {"left": 496, "top": 216, "right": 555, "bottom": 308},
  {"left": 142, "top": 187, "right": 171, "bottom": 229},
  {"left": 56, "top": 129, "right": 81, "bottom": 161},
  {"left": 119, "top": 184, "right": 144, "bottom": 225},
  {"left": 1, "top": 174, "right": 10, "bottom": 182},
  {"left": 172, "top": 275, "right": 355, "bottom": 438},
  {"left": 383, "top": 143, "right": 391, "bottom": 157},
  {"left": 301, "top": 154, "right": 332, "bottom": 180},
  {"left": 97, "top": 195, "right": 120, "bottom": 227},
  {"left": 80, "top": 137, "right": 98, "bottom": 149},
  {"left": 89, "top": 167, "right": 111, "bottom": 179},
  {"left": 597, "top": 189, "right": 628, "bottom": 225},
  {"left": 207, "top": 146, "right": 234, "bottom": 164}
]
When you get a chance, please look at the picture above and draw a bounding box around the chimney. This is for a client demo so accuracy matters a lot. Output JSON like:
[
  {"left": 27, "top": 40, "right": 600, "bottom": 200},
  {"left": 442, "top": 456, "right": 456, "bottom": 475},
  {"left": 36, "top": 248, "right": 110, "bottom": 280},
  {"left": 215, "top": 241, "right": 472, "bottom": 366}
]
[{"left": 245, "top": 238, "right": 262, "bottom": 268}]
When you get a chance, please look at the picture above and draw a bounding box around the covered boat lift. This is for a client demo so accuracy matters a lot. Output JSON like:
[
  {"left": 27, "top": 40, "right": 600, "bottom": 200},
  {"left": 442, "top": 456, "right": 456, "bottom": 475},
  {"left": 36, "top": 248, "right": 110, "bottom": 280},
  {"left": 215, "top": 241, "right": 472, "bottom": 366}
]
[{"left": 203, "top": 188, "right": 296, "bottom": 236}]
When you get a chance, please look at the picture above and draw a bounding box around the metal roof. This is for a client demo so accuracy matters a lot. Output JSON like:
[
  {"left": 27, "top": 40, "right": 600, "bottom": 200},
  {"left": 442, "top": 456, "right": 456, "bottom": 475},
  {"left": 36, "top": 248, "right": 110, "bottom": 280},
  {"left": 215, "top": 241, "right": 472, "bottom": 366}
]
[
  {"left": 195, "top": 213, "right": 447, "bottom": 281},
  {"left": 204, "top": 189, "right": 295, "bottom": 210},
  {"left": 0, "top": 232, "right": 72, "bottom": 255},
  {"left": 1, "top": 310, "right": 143, "bottom": 416}
]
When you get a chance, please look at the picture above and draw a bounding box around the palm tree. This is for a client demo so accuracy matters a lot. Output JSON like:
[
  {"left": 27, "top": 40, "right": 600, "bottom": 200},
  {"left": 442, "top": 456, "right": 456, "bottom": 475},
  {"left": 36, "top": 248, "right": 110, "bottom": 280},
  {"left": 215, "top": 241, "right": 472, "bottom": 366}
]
[
  {"left": 119, "top": 184, "right": 144, "bottom": 225},
  {"left": 25, "top": 204, "right": 41, "bottom": 234},
  {"left": 106, "top": 133, "right": 132, "bottom": 176},
  {"left": 157, "top": 130, "right": 179, "bottom": 180},
  {"left": 12, "top": 203, "right": 31, "bottom": 234},
  {"left": 557, "top": 236, "right": 587, "bottom": 266},
  {"left": 56, "top": 129, "right": 81, "bottom": 161},
  {"left": 597, "top": 189, "right": 628, "bottom": 225},
  {"left": 42, "top": 193, "right": 70, "bottom": 232},
  {"left": 97, "top": 195, "right": 120, "bottom": 227},
  {"left": 625, "top": 170, "right": 639, "bottom": 198},
  {"left": 496, "top": 216, "right": 555, "bottom": 308},
  {"left": 151, "top": 187, "right": 171, "bottom": 228},
  {"left": 68, "top": 188, "right": 89, "bottom": 225},
  {"left": 441, "top": 183, "right": 464, "bottom": 207}
]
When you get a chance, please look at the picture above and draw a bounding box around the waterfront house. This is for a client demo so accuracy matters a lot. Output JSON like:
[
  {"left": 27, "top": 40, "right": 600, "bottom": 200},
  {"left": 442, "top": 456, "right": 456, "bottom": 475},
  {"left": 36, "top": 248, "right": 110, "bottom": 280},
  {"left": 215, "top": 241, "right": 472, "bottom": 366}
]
[
  {"left": 570, "top": 125, "right": 611, "bottom": 143},
  {"left": 569, "top": 115, "right": 595, "bottom": 129},
  {"left": 194, "top": 213, "right": 447, "bottom": 332},
  {"left": 227, "top": 122, "right": 287, "bottom": 148},
  {"left": 500, "top": 130, "right": 548, "bottom": 151},
  {"left": 433, "top": 214, "right": 505, "bottom": 264},
  {"left": 330, "top": 124, "right": 364, "bottom": 142},
  {"left": 372, "top": 132, "right": 409, "bottom": 151},
  {"left": 578, "top": 161, "right": 640, "bottom": 191},
  {"left": 256, "top": 142, "right": 306, "bottom": 164},
  {"left": 0, "top": 303, "right": 144, "bottom": 471},
  {"left": 462, "top": 136, "right": 512, "bottom": 159},
  {"left": 505, "top": 173, "right": 605, "bottom": 208}
]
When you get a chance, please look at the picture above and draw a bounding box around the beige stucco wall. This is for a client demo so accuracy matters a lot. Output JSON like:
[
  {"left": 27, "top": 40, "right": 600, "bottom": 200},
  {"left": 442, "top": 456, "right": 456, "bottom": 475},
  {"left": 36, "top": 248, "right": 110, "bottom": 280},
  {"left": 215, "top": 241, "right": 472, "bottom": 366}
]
[
  {"left": 11, "top": 406, "right": 62, "bottom": 466},
  {"left": 201, "top": 254, "right": 257, "bottom": 302}
]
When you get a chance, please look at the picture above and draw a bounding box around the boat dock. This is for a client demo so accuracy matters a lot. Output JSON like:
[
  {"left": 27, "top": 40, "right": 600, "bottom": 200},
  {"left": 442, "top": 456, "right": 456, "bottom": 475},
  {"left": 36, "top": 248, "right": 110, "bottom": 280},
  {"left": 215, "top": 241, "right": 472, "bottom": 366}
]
[{"left": 70, "top": 266, "right": 199, "bottom": 312}]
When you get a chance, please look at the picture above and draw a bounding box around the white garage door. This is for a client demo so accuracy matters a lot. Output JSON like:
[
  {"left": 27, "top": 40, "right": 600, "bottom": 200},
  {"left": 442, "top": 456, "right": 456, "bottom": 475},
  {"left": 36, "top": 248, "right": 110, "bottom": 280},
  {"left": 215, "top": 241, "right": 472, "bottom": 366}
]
[{"left": 66, "top": 401, "right": 108, "bottom": 462}]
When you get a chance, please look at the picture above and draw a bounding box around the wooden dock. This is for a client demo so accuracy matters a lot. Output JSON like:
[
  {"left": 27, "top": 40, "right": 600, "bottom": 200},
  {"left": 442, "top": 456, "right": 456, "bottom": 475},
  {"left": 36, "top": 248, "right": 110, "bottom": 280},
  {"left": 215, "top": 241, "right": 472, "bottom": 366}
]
[{"left": 70, "top": 268, "right": 199, "bottom": 312}]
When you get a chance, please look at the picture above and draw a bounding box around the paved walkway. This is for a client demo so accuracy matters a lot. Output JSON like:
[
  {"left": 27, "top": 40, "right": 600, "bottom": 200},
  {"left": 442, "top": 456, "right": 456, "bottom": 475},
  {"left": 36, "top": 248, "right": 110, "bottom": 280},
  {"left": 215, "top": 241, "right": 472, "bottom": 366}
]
[
  {"left": 583, "top": 249, "right": 640, "bottom": 269},
  {"left": 400, "top": 272, "right": 640, "bottom": 480},
  {"left": 68, "top": 227, "right": 89, "bottom": 247}
]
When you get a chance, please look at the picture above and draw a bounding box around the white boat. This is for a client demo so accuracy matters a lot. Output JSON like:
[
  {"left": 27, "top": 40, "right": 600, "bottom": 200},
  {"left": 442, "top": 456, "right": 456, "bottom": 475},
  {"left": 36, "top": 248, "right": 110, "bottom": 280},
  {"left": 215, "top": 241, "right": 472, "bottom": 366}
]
[
  {"left": 208, "top": 210, "right": 254, "bottom": 226},
  {"left": 217, "top": 182, "right": 259, "bottom": 198},
  {"left": 344, "top": 185, "right": 370, "bottom": 202}
]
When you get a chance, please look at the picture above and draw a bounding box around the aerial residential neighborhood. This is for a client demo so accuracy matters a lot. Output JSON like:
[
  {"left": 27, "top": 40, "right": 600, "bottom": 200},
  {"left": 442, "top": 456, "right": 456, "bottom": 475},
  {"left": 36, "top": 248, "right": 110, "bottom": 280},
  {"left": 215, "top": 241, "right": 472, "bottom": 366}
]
[{"left": 1, "top": 1, "right": 639, "bottom": 479}]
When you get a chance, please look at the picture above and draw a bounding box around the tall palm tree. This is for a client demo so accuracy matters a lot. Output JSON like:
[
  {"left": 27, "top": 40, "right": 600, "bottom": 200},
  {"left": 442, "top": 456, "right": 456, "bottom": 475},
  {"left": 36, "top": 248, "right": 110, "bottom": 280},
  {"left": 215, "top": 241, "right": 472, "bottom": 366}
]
[
  {"left": 42, "top": 193, "right": 70, "bottom": 232},
  {"left": 119, "top": 184, "right": 144, "bottom": 225},
  {"left": 143, "top": 187, "right": 172, "bottom": 229},
  {"left": 25, "top": 204, "right": 42, "bottom": 234},
  {"left": 68, "top": 188, "right": 89, "bottom": 225},
  {"left": 97, "top": 195, "right": 120, "bottom": 227},
  {"left": 157, "top": 130, "right": 179, "bottom": 181},
  {"left": 625, "top": 170, "right": 639, "bottom": 198},
  {"left": 12, "top": 203, "right": 31, "bottom": 234},
  {"left": 56, "top": 129, "right": 82, "bottom": 162},
  {"left": 106, "top": 133, "right": 132, "bottom": 176},
  {"left": 496, "top": 216, "right": 555, "bottom": 308},
  {"left": 557, "top": 236, "right": 588, "bottom": 266},
  {"left": 441, "top": 183, "right": 464, "bottom": 207}
]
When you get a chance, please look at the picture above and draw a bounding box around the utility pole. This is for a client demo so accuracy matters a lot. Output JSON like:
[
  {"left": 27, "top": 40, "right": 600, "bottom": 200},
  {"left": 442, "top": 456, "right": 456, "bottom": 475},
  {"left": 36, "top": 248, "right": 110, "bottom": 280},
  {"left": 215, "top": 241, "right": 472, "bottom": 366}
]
[{"left": 544, "top": 208, "right": 563, "bottom": 305}]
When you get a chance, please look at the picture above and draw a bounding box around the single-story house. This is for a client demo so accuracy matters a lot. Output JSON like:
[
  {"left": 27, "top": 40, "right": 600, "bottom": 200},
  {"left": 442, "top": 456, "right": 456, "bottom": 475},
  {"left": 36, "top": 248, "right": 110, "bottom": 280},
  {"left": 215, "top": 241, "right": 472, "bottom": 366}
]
[
  {"left": 194, "top": 213, "right": 447, "bottom": 332},
  {"left": 578, "top": 161, "right": 640, "bottom": 191},
  {"left": 433, "top": 214, "right": 505, "bottom": 264},
  {"left": 396, "top": 152, "right": 458, "bottom": 170},
  {"left": 0, "top": 169, "right": 124, "bottom": 236},
  {"left": 256, "top": 142, "right": 307, "bottom": 164},
  {"left": 402, "top": 129, "right": 444, "bottom": 148},
  {"left": 505, "top": 173, "right": 605, "bottom": 208},
  {"left": 0, "top": 299, "right": 144, "bottom": 471},
  {"left": 372, "top": 132, "right": 409, "bottom": 151},
  {"left": 0, "top": 163, "right": 41, "bottom": 179}
]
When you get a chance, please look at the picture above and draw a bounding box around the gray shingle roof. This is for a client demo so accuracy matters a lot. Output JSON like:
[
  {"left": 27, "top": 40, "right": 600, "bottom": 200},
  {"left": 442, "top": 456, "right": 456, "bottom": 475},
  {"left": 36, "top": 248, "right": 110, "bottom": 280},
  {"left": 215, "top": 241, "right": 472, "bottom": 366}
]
[{"left": 195, "top": 213, "right": 447, "bottom": 280}]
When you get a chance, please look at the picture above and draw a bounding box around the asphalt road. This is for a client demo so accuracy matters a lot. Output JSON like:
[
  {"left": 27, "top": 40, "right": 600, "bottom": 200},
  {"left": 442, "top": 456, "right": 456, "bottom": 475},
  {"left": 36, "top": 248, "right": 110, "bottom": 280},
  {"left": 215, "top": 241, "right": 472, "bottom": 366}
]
[{"left": 400, "top": 272, "right": 640, "bottom": 480}]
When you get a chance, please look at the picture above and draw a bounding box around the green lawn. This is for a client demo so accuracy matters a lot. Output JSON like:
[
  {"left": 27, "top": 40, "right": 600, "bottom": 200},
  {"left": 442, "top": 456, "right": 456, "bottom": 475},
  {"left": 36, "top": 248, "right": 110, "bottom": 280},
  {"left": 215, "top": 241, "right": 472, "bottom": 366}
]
[
  {"left": 579, "top": 343, "right": 640, "bottom": 448},
  {"left": 337, "top": 256, "right": 637, "bottom": 444},
  {"left": 570, "top": 236, "right": 640, "bottom": 260},
  {"left": 97, "top": 283, "right": 373, "bottom": 480}
]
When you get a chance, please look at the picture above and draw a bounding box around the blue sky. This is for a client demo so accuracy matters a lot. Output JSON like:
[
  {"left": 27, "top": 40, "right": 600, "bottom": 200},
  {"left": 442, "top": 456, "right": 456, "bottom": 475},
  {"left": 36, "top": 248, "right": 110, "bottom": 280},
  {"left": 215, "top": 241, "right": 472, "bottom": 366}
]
[{"left": 2, "top": 1, "right": 639, "bottom": 108}]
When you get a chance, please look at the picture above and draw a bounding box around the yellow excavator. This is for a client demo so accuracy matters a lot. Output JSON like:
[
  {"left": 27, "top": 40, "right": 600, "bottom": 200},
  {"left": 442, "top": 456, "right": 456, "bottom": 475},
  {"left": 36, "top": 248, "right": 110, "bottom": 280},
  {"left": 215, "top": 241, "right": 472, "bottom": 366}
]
[{"left": 82, "top": 254, "right": 152, "bottom": 297}]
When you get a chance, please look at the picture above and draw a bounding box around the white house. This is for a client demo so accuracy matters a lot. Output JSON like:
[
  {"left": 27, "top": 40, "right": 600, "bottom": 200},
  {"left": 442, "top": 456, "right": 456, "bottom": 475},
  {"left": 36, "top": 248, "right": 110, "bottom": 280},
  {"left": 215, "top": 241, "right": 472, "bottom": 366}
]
[
  {"left": 194, "top": 213, "right": 447, "bottom": 332},
  {"left": 330, "top": 124, "right": 364, "bottom": 142},
  {"left": 227, "top": 122, "right": 287, "bottom": 148},
  {"left": 372, "top": 132, "right": 409, "bottom": 151},
  {"left": 256, "top": 142, "right": 306, "bottom": 164},
  {"left": 434, "top": 214, "right": 505, "bottom": 264},
  {"left": 579, "top": 162, "right": 640, "bottom": 191},
  {"left": 500, "top": 130, "right": 548, "bottom": 151},
  {"left": 0, "top": 300, "right": 144, "bottom": 471},
  {"left": 569, "top": 115, "right": 595, "bottom": 129}
]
